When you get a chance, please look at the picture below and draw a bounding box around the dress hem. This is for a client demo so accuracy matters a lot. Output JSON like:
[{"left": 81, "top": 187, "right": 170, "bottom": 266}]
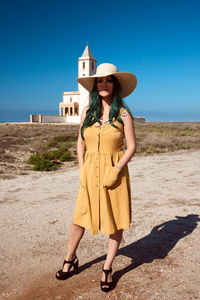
[{"left": 72, "top": 220, "right": 131, "bottom": 235}]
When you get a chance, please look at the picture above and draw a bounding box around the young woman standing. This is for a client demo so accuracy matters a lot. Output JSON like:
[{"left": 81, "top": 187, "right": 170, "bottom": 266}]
[{"left": 56, "top": 63, "right": 137, "bottom": 292}]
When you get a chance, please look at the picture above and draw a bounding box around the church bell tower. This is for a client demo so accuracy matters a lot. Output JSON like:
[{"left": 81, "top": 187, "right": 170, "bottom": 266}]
[{"left": 78, "top": 45, "right": 97, "bottom": 116}]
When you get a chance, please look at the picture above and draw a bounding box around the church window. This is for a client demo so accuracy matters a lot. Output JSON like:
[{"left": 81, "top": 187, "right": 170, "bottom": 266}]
[
  {"left": 92, "top": 62, "right": 94, "bottom": 71},
  {"left": 70, "top": 97, "right": 72, "bottom": 102},
  {"left": 83, "top": 62, "right": 85, "bottom": 70}
]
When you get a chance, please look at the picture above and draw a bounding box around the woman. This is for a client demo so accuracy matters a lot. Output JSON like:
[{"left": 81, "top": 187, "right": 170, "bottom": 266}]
[{"left": 56, "top": 63, "right": 137, "bottom": 292}]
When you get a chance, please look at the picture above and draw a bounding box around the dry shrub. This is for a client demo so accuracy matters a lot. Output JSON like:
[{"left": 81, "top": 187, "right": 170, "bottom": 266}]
[
  {"left": 134, "top": 122, "right": 200, "bottom": 155},
  {"left": 0, "top": 122, "right": 200, "bottom": 175}
]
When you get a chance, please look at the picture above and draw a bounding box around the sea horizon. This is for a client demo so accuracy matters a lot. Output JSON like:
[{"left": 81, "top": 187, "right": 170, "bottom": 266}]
[{"left": 0, "top": 109, "right": 200, "bottom": 123}]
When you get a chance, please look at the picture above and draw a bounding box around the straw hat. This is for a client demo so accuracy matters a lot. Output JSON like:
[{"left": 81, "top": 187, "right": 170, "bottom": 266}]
[{"left": 76, "top": 63, "right": 137, "bottom": 98}]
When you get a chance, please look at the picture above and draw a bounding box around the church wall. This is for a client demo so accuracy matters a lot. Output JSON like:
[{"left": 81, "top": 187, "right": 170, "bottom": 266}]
[
  {"left": 30, "top": 114, "right": 145, "bottom": 124},
  {"left": 78, "top": 58, "right": 90, "bottom": 78},
  {"left": 79, "top": 93, "right": 89, "bottom": 115},
  {"left": 63, "top": 94, "right": 79, "bottom": 103},
  {"left": 66, "top": 115, "right": 80, "bottom": 123},
  {"left": 78, "top": 59, "right": 90, "bottom": 116},
  {"left": 78, "top": 57, "right": 95, "bottom": 117},
  {"left": 41, "top": 115, "right": 67, "bottom": 123}
]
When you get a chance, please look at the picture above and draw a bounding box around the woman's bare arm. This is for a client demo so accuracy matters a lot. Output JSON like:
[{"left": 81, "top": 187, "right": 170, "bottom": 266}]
[
  {"left": 77, "top": 105, "right": 89, "bottom": 168},
  {"left": 115, "top": 109, "right": 136, "bottom": 170}
]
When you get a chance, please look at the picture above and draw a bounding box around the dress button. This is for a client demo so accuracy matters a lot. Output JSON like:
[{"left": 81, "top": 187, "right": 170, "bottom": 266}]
[{"left": 96, "top": 184, "right": 98, "bottom": 187}]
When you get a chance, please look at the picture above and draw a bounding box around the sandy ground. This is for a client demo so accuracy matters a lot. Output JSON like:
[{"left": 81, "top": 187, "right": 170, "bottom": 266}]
[{"left": 0, "top": 150, "right": 200, "bottom": 300}]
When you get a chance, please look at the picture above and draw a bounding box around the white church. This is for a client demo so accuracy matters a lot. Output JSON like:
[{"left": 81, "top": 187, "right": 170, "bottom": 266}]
[
  {"left": 59, "top": 45, "right": 96, "bottom": 123},
  {"left": 30, "top": 45, "right": 97, "bottom": 124},
  {"left": 30, "top": 45, "right": 145, "bottom": 123}
]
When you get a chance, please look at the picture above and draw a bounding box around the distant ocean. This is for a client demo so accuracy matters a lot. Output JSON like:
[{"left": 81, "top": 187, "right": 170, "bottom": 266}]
[
  {"left": 0, "top": 109, "right": 58, "bottom": 123},
  {"left": 133, "top": 111, "right": 200, "bottom": 122},
  {"left": 0, "top": 109, "right": 200, "bottom": 123}
]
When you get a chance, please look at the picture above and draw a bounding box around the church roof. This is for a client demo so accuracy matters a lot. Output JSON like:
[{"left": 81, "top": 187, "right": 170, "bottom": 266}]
[{"left": 81, "top": 45, "right": 94, "bottom": 58}]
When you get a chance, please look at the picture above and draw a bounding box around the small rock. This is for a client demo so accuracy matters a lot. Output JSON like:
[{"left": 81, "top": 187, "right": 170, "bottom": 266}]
[
  {"left": 29, "top": 147, "right": 37, "bottom": 153},
  {"left": 49, "top": 220, "right": 58, "bottom": 224}
]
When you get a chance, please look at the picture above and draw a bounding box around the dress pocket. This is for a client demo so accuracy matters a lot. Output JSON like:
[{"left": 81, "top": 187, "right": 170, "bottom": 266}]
[
  {"left": 79, "top": 164, "right": 86, "bottom": 188},
  {"left": 103, "top": 166, "right": 120, "bottom": 188}
]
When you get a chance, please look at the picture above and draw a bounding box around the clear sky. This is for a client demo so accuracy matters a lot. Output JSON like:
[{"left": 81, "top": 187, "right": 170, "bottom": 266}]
[{"left": 0, "top": 0, "right": 200, "bottom": 120}]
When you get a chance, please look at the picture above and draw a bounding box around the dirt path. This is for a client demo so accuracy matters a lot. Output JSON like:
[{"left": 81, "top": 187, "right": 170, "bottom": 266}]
[{"left": 0, "top": 150, "right": 200, "bottom": 299}]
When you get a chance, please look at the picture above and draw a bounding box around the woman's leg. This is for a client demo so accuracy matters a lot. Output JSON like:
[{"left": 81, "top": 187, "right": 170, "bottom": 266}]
[
  {"left": 101, "top": 229, "right": 123, "bottom": 286},
  {"left": 57, "top": 223, "right": 85, "bottom": 273}
]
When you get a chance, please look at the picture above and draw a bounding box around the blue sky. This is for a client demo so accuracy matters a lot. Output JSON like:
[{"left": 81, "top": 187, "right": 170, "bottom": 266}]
[{"left": 0, "top": 0, "right": 200, "bottom": 120}]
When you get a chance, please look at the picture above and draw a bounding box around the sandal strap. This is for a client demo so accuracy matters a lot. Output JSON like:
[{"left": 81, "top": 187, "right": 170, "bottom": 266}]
[
  {"left": 102, "top": 267, "right": 112, "bottom": 273},
  {"left": 63, "top": 255, "right": 77, "bottom": 266},
  {"left": 101, "top": 280, "right": 112, "bottom": 286},
  {"left": 102, "top": 267, "right": 112, "bottom": 283}
]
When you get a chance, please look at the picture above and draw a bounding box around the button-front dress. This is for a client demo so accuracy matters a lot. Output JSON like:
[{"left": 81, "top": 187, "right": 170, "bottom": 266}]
[{"left": 72, "top": 108, "right": 132, "bottom": 235}]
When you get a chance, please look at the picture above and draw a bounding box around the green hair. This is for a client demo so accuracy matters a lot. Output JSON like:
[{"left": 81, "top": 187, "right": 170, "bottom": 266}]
[{"left": 80, "top": 75, "right": 133, "bottom": 140}]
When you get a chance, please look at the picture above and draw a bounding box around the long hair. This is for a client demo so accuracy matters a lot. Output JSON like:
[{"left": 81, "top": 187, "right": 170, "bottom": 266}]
[{"left": 80, "top": 75, "right": 133, "bottom": 140}]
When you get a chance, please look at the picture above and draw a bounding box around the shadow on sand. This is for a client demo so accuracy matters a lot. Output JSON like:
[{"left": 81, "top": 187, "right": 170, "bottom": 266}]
[{"left": 79, "top": 214, "right": 199, "bottom": 287}]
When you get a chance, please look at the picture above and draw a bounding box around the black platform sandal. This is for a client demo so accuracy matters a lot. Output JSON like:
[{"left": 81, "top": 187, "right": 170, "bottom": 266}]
[
  {"left": 100, "top": 266, "right": 113, "bottom": 292},
  {"left": 56, "top": 255, "right": 79, "bottom": 280}
]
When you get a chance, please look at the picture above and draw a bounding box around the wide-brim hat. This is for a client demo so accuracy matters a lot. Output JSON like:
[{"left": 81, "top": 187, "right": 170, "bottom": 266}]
[{"left": 76, "top": 63, "right": 137, "bottom": 98}]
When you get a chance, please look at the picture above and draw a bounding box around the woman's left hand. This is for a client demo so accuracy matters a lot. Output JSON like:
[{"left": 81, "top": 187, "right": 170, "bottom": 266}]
[{"left": 103, "top": 166, "right": 121, "bottom": 188}]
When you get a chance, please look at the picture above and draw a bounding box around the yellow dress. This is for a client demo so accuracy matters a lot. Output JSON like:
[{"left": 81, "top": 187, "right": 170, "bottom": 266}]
[{"left": 72, "top": 108, "right": 132, "bottom": 235}]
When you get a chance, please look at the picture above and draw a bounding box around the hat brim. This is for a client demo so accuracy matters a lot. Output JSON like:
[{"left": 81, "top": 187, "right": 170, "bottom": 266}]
[{"left": 76, "top": 72, "right": 137, "bottom": 98}]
